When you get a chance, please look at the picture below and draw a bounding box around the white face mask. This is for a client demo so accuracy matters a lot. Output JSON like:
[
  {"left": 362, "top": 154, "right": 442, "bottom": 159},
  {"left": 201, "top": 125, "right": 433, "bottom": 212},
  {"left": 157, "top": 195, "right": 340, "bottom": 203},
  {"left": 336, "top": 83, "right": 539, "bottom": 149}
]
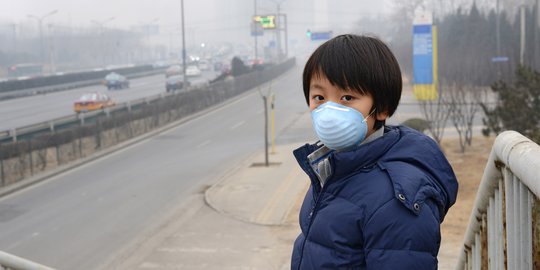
[{"left": 311, "top": 101, "right": 372, "bottom": 151}]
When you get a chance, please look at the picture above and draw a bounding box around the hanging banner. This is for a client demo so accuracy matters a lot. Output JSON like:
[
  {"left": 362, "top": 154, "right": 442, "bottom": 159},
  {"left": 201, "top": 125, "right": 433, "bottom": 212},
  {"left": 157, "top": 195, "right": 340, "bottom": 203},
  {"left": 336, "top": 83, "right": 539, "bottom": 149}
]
[{"left": 413, "top": 12, "right": 438, "bottom": 101}]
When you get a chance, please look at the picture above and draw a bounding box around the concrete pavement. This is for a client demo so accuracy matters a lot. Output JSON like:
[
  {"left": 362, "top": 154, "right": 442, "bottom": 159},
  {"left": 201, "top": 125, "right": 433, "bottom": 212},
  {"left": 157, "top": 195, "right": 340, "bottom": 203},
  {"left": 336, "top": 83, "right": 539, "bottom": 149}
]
[{"left": 110, "top": 141, "right": 309, "bottom": 270}]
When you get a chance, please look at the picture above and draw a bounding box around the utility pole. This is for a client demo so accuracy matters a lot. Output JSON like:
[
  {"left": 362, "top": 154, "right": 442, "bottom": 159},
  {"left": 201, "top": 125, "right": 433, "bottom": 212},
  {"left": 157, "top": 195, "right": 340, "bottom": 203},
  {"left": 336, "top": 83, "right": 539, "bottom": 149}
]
[
  {"left": 283, "top": 13, "right": 288, "bottom": 58},
  {"left": 496, "top": 0, "right": 501, "bottom": 77},
  {"left": 28, "top": 10, "right": 58, "bottom": 64},
  {"left": 48, "top": 24, "right": 55, "bottom": 73},
  {"left": 533, "top": 0, "right": 540, "bottom": 70},
  {"left": 181, "top": 0, "right": 187, "bottom": 90},
  {"left": 254, "top": 0, "right": 258, "bottom": 60},
  {"left": 496, "top": 0, "right": 501, "bottom": 57},
  {"left": 276, "top": 3, "right": 282, "bottom": 60},
  {"left": 11, "top": 24, "right": 16, "bottom": 54},
  {"left": 520, "top": 3, "right": 526, "bottom": 66},
  {"left": 270, "top": 0, "right": 287, "bottom": 61}
]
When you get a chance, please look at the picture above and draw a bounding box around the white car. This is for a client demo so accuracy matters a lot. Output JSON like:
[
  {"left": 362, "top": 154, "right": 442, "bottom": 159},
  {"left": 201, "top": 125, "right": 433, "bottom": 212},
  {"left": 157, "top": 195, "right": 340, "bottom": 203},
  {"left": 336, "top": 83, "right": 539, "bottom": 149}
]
[{"left": 185, "top": 65, "right": 201, "bottom": 77}]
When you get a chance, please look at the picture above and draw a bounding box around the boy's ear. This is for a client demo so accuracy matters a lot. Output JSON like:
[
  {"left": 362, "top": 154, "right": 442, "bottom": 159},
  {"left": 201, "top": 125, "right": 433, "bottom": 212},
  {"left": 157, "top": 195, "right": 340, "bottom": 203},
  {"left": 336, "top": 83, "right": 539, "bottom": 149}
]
[{"left": 375, "top": 110, "right": 389, "bottom": 121}]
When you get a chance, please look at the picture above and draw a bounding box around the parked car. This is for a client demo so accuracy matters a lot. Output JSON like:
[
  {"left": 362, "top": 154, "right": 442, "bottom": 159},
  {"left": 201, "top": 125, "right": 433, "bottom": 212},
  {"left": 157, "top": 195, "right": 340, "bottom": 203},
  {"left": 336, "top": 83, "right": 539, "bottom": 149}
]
[
  {"left": 185, "top": 65, "right": 202, "bottom": 77},
  {"left": 74, "top": 92, "right": 115, "bottom": 113},
  {"left": 166, "top": 65, "right": 183, "bottom": 78},
  {"left": 104, "top": 72, "right": 129, "bottom": 90},
  {"left": 166, "top": 75, "right": 190, "bottom": 92}
]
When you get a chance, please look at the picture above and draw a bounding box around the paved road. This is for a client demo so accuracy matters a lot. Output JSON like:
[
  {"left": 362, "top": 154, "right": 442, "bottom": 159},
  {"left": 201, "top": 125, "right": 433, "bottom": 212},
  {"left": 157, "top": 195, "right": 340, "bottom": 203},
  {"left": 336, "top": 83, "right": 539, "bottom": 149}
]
[
  {"left": 0, "top": 70, "right": 217, "bottom": 131},
  {"left": 0, "top": 64, "right": 308, "bottom": 270}
]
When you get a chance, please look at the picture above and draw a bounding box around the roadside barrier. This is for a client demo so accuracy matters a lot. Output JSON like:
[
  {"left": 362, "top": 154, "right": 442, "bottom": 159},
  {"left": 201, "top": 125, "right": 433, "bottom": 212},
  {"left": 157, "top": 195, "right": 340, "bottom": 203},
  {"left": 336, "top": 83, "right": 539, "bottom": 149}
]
[{"left": 455, "top": 131, "right": 540, "bottom": 270}]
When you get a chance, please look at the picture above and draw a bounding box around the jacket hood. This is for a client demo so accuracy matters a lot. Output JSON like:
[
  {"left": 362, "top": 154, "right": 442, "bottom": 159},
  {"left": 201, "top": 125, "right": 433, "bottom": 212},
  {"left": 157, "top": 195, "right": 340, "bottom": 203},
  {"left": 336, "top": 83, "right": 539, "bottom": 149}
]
[{"left": 294, "top": 125, "right": 458, "bottom": 222}]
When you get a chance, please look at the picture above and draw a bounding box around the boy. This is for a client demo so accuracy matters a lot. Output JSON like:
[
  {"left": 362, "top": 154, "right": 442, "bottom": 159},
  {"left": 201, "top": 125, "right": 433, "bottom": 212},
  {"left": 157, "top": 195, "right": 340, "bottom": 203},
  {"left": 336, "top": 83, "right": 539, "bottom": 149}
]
[{"left": 291, "top": 34, "right": 458, "bottom": 269}]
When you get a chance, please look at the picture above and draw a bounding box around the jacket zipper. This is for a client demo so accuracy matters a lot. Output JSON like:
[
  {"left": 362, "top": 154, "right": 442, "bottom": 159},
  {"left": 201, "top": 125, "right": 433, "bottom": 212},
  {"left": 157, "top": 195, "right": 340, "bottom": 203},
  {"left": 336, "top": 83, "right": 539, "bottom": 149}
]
[{"left": 296, "top": 159, "right": 333, "bottom": 270}]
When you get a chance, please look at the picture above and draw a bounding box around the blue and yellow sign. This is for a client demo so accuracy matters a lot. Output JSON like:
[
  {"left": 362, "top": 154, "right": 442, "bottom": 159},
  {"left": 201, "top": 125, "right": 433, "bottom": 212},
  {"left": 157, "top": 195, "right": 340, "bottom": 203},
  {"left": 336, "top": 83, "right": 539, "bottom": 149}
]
[{"left": 413, "top": 19, "right": 438, "bottom": 100}]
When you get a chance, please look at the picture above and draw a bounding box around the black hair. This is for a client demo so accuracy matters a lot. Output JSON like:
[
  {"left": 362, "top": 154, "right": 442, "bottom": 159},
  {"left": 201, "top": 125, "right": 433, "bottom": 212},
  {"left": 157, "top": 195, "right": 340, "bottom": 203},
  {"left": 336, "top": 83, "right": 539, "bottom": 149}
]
[{"left": 303, "top": 34, "right": 402, "bottom": 130}]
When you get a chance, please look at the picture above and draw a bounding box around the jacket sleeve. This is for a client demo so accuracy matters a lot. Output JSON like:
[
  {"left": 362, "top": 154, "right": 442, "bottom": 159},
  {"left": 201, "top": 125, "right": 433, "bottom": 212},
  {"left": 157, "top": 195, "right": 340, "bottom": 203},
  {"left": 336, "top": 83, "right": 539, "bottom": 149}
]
[{"left": 362, "top": 198, "right": 440, "bottom": 270}]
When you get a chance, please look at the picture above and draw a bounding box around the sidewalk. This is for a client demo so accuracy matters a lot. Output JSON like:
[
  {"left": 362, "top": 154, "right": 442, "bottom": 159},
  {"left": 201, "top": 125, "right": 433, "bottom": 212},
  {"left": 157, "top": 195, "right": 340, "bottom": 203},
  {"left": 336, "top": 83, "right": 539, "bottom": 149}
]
[{"left": 111, "top": 142, "right": 309, "bottom": 270}]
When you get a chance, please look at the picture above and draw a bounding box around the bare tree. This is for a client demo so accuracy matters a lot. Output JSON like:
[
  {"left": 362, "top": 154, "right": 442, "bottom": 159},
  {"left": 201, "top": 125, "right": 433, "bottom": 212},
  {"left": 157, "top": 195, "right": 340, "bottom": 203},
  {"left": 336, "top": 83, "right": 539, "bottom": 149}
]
[
  {"left": 446, "top": 83, "right": 488, "bottom": 152},
  {"left": 419, "top": 86, "right": 451, "bottom": 145}
]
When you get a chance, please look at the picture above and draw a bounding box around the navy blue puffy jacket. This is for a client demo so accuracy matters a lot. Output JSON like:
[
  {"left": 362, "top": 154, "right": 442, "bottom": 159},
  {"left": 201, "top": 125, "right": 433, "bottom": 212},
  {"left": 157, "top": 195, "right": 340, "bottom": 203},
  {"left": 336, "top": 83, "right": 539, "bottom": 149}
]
[{"left": 291, "top": 125, "right": 458, "bottom": 270}]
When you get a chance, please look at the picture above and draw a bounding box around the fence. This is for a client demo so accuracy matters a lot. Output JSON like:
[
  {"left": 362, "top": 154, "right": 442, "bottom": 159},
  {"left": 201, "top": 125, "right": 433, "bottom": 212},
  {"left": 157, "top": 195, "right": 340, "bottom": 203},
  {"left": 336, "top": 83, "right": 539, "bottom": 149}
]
[{"left": 455, "top": 131, "right": 540, "bottom": 269}]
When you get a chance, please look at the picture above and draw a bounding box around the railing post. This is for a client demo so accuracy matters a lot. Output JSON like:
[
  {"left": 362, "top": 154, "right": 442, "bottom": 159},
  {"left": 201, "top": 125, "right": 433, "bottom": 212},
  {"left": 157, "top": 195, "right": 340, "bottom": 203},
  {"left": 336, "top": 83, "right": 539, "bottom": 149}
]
[
  {"left": 0, "top": 158, "right": 4, "bottom": 187},
  {"left": 533, "top": 197, "right": 540, "bottom": 269},
  {"left": 11, "top": 129, "right": 17, "bottom": 142}
]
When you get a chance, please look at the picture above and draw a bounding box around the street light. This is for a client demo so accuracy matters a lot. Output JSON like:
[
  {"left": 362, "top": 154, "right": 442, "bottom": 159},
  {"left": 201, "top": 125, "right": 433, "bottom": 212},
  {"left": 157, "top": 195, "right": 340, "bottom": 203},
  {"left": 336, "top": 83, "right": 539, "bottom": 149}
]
[
  {"left": 180, "top": 0, "right": 187, "bottom": 90},
  {"left": 28, "top": 9, "right": 58, "bottom": 63}
]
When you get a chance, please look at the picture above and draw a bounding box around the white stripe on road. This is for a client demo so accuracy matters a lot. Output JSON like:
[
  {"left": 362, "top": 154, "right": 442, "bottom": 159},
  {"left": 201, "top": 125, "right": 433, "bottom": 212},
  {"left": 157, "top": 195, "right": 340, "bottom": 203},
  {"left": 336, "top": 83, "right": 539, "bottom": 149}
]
[
  {"left": 197, "top": 140, "right": 212, "bottom": 148},
  {"left": 229, "top": 121, "right": 245, "bottom": 130}
]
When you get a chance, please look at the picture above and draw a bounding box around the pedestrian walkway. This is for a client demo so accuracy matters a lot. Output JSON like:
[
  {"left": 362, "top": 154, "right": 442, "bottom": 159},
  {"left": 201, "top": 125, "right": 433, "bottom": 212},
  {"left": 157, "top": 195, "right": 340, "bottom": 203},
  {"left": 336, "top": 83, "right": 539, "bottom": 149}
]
[{"left": 110, "top": 142, "right": 309, "bottom": 270}]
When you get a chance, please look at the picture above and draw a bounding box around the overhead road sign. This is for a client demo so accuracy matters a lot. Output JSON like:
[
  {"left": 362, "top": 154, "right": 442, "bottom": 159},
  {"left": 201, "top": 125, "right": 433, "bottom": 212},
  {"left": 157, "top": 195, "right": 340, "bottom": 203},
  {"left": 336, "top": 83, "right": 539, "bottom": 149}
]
[{"left": 253, "top": 15, "right": 276, "bottom": 29}]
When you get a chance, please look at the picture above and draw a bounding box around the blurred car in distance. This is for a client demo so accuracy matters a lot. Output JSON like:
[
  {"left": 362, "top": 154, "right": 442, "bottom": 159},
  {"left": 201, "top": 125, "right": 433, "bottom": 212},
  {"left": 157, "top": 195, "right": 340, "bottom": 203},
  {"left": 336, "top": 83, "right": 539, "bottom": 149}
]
[
  {"left": 198, "top": 60, "right": 210, "bottom": 71},
  {"left": 74, "top": 92, "right": 115, "bottom": 113},
  {"left": 185, "top": 65, "right": 201, "bottom": 77},
  {"left": 104, "top": 72, "right": 129, "bottom": 90},
  {"left": 166, "top": 65, "right": 183, "bottom": 77},
  {"left": 166, "top": 75, "right": 191, "bottom": 92}
]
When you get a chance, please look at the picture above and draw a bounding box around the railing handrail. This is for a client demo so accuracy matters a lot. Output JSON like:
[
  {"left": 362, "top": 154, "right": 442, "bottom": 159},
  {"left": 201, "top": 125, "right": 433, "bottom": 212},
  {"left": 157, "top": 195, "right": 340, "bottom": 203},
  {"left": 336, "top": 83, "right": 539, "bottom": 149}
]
[
  {"left": 455, "top": 130, "right": 540, "bottom": 269},
  {"left": 0, "top": 250, "right": 55, "bottom": 270}
]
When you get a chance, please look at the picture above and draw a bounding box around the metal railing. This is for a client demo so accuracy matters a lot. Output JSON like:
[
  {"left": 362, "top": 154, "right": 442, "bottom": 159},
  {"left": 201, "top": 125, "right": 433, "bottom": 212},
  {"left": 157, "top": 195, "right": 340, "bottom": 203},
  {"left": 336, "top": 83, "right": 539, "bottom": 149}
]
[
  {"left": 0, "top": 251, "right": 55, "bottom": 270},
  {"left": 455, "top": 131, "right": 540, "bottom": 270}
]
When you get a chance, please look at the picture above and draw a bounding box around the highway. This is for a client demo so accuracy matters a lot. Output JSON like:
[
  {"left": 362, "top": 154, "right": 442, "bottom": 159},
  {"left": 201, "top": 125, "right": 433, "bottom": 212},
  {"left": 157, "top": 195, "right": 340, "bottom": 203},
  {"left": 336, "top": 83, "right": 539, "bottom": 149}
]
[
  {"left": 0, "top": 70, "right": 218, "bottom": 131},
  {"left": 0, "top": 64, "right": 311, "bottom": 270}
]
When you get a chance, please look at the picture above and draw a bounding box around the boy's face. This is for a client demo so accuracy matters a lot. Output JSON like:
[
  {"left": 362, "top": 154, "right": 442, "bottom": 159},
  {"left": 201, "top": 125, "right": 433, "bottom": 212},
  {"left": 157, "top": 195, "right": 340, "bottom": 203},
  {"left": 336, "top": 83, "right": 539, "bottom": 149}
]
[{"left": 309, "top": 74, "right": 388, "bottom": 138}]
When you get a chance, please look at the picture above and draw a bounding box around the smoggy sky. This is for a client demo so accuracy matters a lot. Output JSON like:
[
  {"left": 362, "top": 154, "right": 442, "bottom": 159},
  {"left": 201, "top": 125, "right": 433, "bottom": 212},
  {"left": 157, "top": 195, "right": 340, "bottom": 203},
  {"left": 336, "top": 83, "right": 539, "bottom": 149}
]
[{"left": 1, "top": 0, "right": 392, "bottom": 48}]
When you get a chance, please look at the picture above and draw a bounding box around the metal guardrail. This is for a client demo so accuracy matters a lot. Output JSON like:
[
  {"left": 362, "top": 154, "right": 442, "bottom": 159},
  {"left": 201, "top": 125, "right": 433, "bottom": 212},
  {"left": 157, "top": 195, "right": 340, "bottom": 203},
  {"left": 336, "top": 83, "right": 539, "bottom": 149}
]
[
  {"left": 455, "top": 131, "right": 540, "bottom": 270},
  {"left": 0, "top": 91, "right": 167, "bottom": 144},
  {"left": 0, "top": 250, "right": 55, "bottom": 270}
]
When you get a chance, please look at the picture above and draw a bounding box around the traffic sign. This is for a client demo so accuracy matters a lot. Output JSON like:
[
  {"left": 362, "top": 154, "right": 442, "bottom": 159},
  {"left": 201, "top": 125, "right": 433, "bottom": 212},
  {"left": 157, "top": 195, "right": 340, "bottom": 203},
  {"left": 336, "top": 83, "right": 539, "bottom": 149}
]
[
  {"left": 253, "top": 15, "right": 276, "bottom": 29},
  {"left": 491, "top": 56, "right": 509, "bottom": 63},
  {"left": 310, "top": 31, "right": 332, "bottom": 41}
]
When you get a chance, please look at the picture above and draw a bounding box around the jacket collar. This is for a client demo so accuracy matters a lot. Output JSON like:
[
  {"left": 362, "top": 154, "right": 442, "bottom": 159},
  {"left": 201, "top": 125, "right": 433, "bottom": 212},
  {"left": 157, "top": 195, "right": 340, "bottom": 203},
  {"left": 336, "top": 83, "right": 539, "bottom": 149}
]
[{"left": 294, "top": 126, "right": 400, "bottom": 187}]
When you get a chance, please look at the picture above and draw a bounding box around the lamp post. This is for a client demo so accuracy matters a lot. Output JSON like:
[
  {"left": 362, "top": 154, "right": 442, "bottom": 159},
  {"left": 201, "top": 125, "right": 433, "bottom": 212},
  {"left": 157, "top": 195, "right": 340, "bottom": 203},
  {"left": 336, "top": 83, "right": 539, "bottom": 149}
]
[
  {"left": 269, "top": 0, "right": 287, "bottom": 61},
  {"left": 181, "top": 0, "right": 187, "bottom": 90},
  {"left": 91, "top": 17, "right": 115, "bottom": 67},
  {"left": 28, "top": 9, "right": 58, "bottom": 63}
]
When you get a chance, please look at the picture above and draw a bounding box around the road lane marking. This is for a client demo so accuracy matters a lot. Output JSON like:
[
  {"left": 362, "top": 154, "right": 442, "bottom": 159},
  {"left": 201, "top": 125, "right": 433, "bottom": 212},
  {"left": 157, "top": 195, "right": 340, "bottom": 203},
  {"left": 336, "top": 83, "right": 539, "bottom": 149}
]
[
  {"left": 229, "top": 121, "right": 245, "bottom": 130},
  {"left": 197, "top": 140, "right": 212, "bottom": 148}
]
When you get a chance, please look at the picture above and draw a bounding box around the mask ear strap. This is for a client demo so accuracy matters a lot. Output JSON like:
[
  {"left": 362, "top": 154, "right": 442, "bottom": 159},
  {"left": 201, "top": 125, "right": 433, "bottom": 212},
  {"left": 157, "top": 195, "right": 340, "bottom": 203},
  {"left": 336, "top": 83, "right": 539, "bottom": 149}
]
[{"left": 362, "top": 109, "right": 376, "bottom": 123}]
